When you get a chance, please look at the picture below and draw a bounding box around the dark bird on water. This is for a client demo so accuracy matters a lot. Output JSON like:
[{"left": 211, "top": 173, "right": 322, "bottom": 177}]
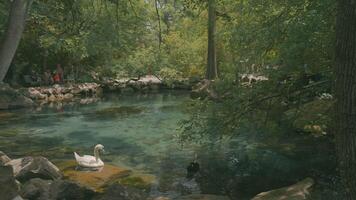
[{"left": 186, "top": 154, "right": 200, "bottom": 179}]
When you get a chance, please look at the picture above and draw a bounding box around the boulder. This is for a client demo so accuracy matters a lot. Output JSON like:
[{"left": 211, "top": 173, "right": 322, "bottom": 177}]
[
  {"left": 28, "top": 88, "right": 47, "bottom": 100},
  {"left": 0, "top": 166, "right": 19, "bottom": 200},
  {"left": 20, "top": 178, "right": 52, "bottom": 200},
  {"left": 48, "top": 94, "right": 56, "bottom": 102},
  {"left": 20, "top": 178, "right": 95, "bottom": 200},
  {"left": 251, "top": 178, "right": 314, "bottom": 200},
  {"left": 98, "top": 184, "right": 148, "bottom": 200},
  {"left": 49, "top": 179, "right": 96, "bottom": 200},
  {"left": 138, "top": 75, "right": 162, "bottom": 85},
  {"left": 177, "top": 194, "right": 230, "bottom": 200},
  {"left": 5, "top": 156, "right": 62, "bottom": 182},
  {"left": 58, "top": 160, "right": 131, "bottom": 192},
  {"left": 63, "top": 93, "right": 74, "bottom": 101},
  {"left": 0, "top": 151, "right": 11, "bottom": 165},
  {"left": 0, "top": 83, "right": 33, "bottom": 110}
]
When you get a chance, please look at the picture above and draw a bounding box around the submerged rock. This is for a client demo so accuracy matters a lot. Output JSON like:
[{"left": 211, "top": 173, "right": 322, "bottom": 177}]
[
  {"left": 174, "top": 178, "right": 201, "bottom": 195},
  {"left": 98, "top": 184, "right": 148, "bottom": 200},
  {"left": 20, "top": 178, "right": 52, "bottom": 200},
  {"left": 20, "top": 178, "right": 95, "bottom": 200},
  {"left": 49, "top": 179, "right": 96, "bottom": 200},
  {"left": 0, "top": 166, "right": 20, "bottom": 200},
  {"left": 251, "top": 178, "right": 314, "bottom": 200},
  {"left": 0, "top": 84, "right": 33, "bottom": 110},
  {"left": 58, "top": 160, "right": 131, "bottom": 192},
  {"left": 5, "top": 156, "right": 62, "bottom": 182},
  {"left": 177, "top": 194, "right": 230, "bottom": 200}
]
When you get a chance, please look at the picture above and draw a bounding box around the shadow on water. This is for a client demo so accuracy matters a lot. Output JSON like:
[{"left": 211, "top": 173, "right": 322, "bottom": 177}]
[
  {"left": 67, "top": 130, "right": 97, "bottom": 141},
  {"left": 82, "top": 106, "right": 147, "bottom": 121}
]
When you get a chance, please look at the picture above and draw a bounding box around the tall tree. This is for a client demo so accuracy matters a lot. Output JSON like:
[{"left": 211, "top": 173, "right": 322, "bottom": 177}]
[
  {"left": 0, "top": 0, "right": 32, "bottom": 82},
  {"left": 206, "top": 0, "right": 218, "bottom": 79},
  {"left": 155, "top": 0, "right": 163, "bottom": 50},
  {"left": 334, "top": 0, "right": 356, "bottom": 199}
]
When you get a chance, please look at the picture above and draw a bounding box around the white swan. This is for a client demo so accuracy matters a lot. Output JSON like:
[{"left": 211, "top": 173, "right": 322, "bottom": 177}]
[{"left": 74, "top": 144, "right": 105, "bottom": 168}]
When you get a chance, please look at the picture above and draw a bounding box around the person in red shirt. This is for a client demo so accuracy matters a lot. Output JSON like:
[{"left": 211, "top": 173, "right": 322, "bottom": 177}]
[
  {"left": 56, "top": 64, "right": 64, "bottom": 83},
  {"left": 53, "top": 71, "right": 61, "bottom": 84}
]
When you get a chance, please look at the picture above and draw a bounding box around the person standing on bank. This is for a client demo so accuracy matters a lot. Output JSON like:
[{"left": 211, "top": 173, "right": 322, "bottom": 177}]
[{"left": 56, "top": 64, "right": 64, "bottom": 83}]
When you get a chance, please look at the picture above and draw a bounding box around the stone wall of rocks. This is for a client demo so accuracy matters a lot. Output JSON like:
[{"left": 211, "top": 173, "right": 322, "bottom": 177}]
[
  {"left": 102, "top": 75, "right": 194, "bottom": 93},
  {"left": 24, "top": 83, "right": 102, "bottom": 104},
  {"left": 0, "top": 151, "right": 234, "bottom": 200}
]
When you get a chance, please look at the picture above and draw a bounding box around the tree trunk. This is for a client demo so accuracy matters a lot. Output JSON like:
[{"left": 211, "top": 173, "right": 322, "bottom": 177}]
[
  {"left": 334, "top": 0, "right": 356, "bottom": 199},
  {"left": 155, "top": 0, "right": 162, "bottom": 50},
  {"left": 206, "top": 0, "right": 218, "bottom": 80},
  {"left": 0, "top": 0, "right": 32, "bottom": 82}
]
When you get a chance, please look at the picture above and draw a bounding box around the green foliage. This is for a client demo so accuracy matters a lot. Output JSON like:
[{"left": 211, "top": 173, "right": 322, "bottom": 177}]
[
  {"left": 175, "top": 0, "right": 336, "bottom": 144},
  {"left": 0, "top": 0, "right": 335, "bottom": 141}
]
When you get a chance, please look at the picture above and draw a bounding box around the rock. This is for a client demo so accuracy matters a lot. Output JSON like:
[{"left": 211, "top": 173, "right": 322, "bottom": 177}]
[
  {"left": 138, "top": 75, "right": 162, "bottom": 85},
  {"left": 63, "top": 93, "right": 74, "bottom": 101},
  {"left": 98, "top": 184, "right": 148, "bottom": 200},
  {"left": 5, "top": 156, "right": 62, "bottom": 182},
  {"left": 48, "top": 94, "right": 56, "bottom": 102},
  {"left": 12, "top": 195, "right": 24, "bottom": 200},
  {"left": 174, "top": 178, "right": 201, "bottom": 195},
  {"left": 20, "top": 178, "right": 95, "bottom": 200},
  {"left": 177, "top": 194, "right": 230, "bottom": 200},
  {"left": 0, "top": 166, "right": 19, "bottom": 200},
  {"left": 251, "top": 178, "right": 314, "bottom": 200},
  {"left": 80, "top": 97, "right": 99, "bottom": 105},
  {"left": 28, "top": 88, "right": 47, "bottom": 100},
  {"left": 103, "top": 75, "right": 165, "bottom": 93},
  {"left": 20, "top": 178, "right": 52, "bottom": 200},
  {"left": 0, "top": 151, "right": 11, "bottom": 165},
  {"left": 49, "top": 179, "right": 96, "bottom": 200},
  {"left": 0, "top": 83, "right": 33, "bottom": 110},
  {"left": 58, "top": 160, "right": 131, "bottom": 192},
  {"left": 25, "top": 83, "right": 103, "bottom": 104},
  {"left": 240, "top": 74, "right": 268, "bottom": 86}
]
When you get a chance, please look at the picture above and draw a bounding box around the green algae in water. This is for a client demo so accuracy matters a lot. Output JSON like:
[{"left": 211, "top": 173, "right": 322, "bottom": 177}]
[
  {"left": 97, "top": 106, "right": 145, "bottom": 116},
  {"left": 118, "top": 175, "right": 156, "bottom": 191},
  {"left": 84, "top": 106, "right": 146, "bottom": 121},
  {"left": 0, "top": 129, "right": 19, "bottom": 137},
  {"left": 0, "top": 112, "right": 22, "bottom": 125}
]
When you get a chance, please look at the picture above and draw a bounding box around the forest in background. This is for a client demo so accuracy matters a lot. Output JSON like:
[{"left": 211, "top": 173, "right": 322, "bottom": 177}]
[
  {"left": 2, "top": 0, "right": 356, "bottom": 199},
  {"left": 0, "top": 0, "right": 337, "bottom": 140},
  {"left": 0, "top": 0, "right": 335, "bottom": 84}
]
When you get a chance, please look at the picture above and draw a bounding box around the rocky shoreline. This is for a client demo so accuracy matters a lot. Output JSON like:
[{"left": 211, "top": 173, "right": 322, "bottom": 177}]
[
  {"left": 0, "top": 150, "right": 316, "bottom": 200},
  {"left": 0, "top": 75, "right": 196, "bottom": 110},
  {"left": 0, "top": 151, "right": 233, "bottom": 200}
]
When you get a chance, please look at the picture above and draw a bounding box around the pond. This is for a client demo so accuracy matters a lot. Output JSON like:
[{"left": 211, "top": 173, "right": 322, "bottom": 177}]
[{"left": 0, "top": 91, "right": 338, "bottom": 199}]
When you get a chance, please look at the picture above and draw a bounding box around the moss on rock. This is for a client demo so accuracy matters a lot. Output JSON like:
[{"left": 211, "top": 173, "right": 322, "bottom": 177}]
[{"left": 57, "top": 160, "right": 132, "bottom": 192}]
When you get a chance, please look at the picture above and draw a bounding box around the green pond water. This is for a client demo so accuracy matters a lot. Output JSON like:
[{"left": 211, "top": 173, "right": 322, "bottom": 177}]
[{"left": 0, "top": 91, "right": 338, "bottom": 199}]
